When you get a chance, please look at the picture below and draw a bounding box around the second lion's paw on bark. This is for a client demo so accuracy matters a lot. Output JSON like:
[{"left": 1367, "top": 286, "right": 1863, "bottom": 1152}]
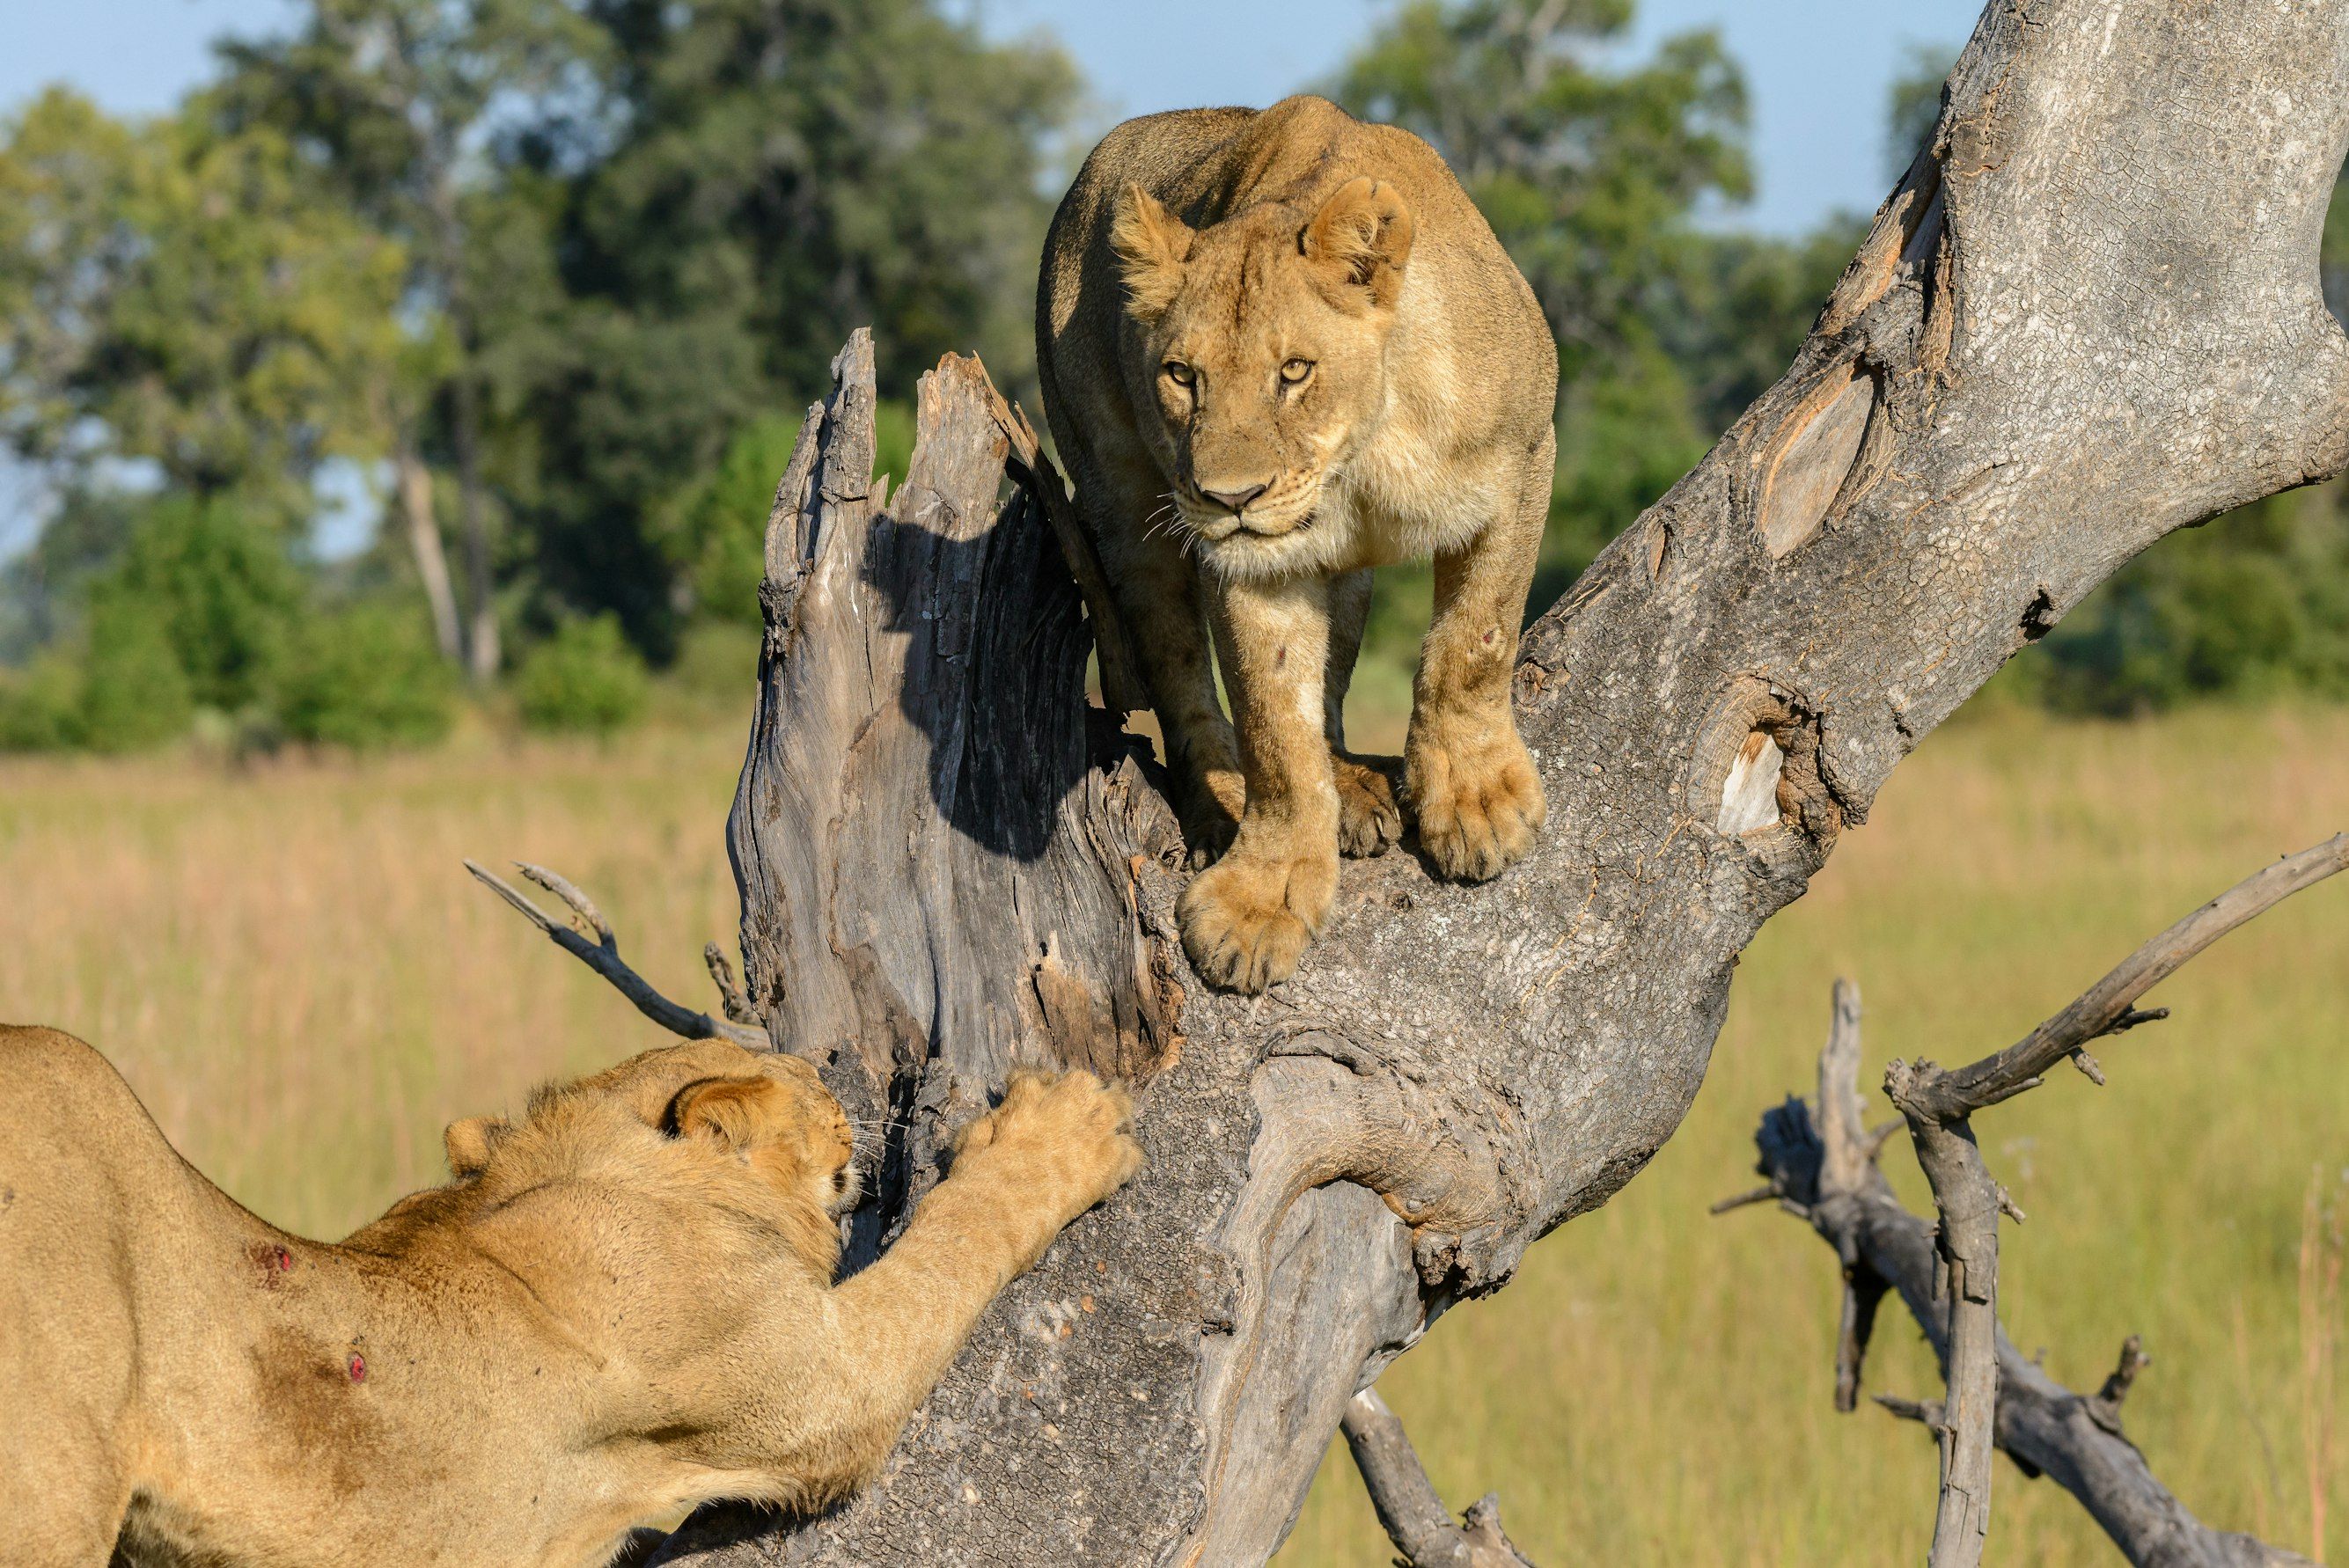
[
  {"left": 1176, "top": 766, "right": 1247, "bottom": 870},
  {"left": 955, "top": 1069, "right": 1143, "bottom": 1220},
  {"left": 1408, "top": 728, "right": 1546, "bottom": 882},
  {"left": 1177, "top": 846, "right": 1337, "bottom": 993}
]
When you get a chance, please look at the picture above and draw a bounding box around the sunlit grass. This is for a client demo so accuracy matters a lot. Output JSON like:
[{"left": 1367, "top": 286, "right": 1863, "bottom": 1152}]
[
  {"left": 1282, "top": 702, "right": 2349, "bottom": 1566},
  {"left": 0, "top": 701, "right": 2341, "bottom": 1564}
]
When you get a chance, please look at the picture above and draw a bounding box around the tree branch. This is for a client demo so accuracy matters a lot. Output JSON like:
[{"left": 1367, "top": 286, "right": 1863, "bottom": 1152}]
[
  {"left": 1897, "top": 836, "right": 2349, "bottom": 1122},
  {"left": 1727, "top": 948, "right": 2332, "bottom": 1565},
  {"left": 1876, "top": 839, "right": 2347, "bottom": 1564},
  {"left": 1340, "top": 1388, "right": 1538, "bottom": 1568},
  {"left": 654, "top": 6, "right": 2349, "bottom": 1557},
  {"left": 464, "top": 859, "right": 769, "bottom": 1049}
]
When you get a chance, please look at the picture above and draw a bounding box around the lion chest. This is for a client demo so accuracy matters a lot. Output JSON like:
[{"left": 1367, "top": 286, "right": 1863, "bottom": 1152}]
[{"left": 1327, "top": 415, "right": 1511, "bottom": 571}]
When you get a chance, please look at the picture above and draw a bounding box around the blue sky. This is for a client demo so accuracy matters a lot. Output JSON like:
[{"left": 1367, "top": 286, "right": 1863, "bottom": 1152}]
[{"left": 7, "top": 0, "right": 1987, "bottom": 235}]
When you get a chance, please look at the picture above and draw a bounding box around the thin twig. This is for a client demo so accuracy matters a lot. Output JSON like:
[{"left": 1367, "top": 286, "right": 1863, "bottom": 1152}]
[
  {"left": 466, "top": 860, "right": 769, "bottom": 1049},
  {"left": 1904, "top": 834, "right": 2349, "bottom": 1122},
  {"left": 703, "top": 942, "right": 757, "bottom": 1025},
  {"left": 1729, "top": 956, "right": 2328, "bottom": 1566}
]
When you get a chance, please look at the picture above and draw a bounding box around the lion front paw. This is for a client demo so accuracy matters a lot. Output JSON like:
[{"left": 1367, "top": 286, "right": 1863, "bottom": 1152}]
[
  {"left": 956, "top": 1069, "right": 1143, "bottom": 1220},
  {"left": 1177, "top": 845, "right": 1336, "bottom": 993},
  {"left": 1333, "top": 753, "right": 1403, "bottom": 859},
  {"left": 1408, "top": 729, "right": 1546, "bottom": 881}
]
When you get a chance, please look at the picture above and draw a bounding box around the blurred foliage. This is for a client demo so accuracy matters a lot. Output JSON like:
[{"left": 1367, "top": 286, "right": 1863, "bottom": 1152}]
[
  {"left": 93, "top": 495, "right": 304, "bottom": 714},
  {"left": 77, "top": 592, "right": 199, "bottom": 753},
  {"left": 513, "top": 612, "right": 650, "bottom": 735},
  {"left": 1884, "top": 41, "right": 1952, "bottom": 182},
  {"left": 481, "top": 0, "right": 1076, "bottom": 654},
  {"left": 657, "top": 398, "right": 915, "bottom": 626},
  {"left": 2, "top": 0, "right": 2345, "bottom": 751},
  {"left": 279, "top": 604, "right": 460, "bottom": 749},
  {"left": 0, "top": 87, "right": 406, "bottom": 514}
]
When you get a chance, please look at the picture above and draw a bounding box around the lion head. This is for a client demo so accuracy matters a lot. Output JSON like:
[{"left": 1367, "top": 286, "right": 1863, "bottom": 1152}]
[
  {"left": 1112, "top": 174, "right": 1414, "bottom": 577},
  {"left": 439, "top": 1041, "right": 861, "bottom": 1258}
]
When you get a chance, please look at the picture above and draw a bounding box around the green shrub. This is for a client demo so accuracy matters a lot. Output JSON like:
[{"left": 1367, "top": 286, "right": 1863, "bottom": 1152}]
[
  {"left": 0, "top": 654, "right": 87, "bottom": 751},
  {"left": 664, "top": 619, "right": 761, "bottom": 717},
  {"left": 657, "top": 399, "right": 917, "bottom": 627},
  {"left": 77, "top": 590, "right": 196, "bottom": 752},
  {"left": 515, "top": 614, "right": 650, "bottom": 736},
  {"left": 279, "top": 604, "right": 459, "bottom": 750},
  {"left": 102, "top": 495, "right": 304, "bottom": 712}
]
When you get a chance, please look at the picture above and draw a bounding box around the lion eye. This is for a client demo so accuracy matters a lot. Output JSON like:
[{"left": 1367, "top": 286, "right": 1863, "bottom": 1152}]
[
  {"left": 1163, "top": 360, "right": 1195, "bottom": 387},
  {"left": 1280, "top": 359, "right": 1314, "bottom": 385}
]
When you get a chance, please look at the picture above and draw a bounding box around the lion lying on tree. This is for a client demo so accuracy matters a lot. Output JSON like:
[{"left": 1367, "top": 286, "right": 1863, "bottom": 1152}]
[{"left": 0, "top": 1026, "right": 1141, "bottom": 1567}]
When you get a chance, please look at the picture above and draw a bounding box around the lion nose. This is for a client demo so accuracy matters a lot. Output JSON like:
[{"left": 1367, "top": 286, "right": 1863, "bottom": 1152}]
[{"left": 1200, "top": 481, "right": 1268, "bottom": 514}]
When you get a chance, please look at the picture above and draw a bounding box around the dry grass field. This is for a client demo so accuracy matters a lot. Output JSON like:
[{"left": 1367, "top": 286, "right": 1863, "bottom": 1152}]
[{"left": 2, "top": 701, "right": 2342, "bottom": 1564}]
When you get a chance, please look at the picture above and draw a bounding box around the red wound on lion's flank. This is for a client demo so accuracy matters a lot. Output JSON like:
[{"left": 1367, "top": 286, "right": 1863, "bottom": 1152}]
[
  {"left": 348, "top": 1352, "right": 366, "bottom": 1382},
  {"left": 275, "top": 1248, "right": 292, "bottom": 1272}
]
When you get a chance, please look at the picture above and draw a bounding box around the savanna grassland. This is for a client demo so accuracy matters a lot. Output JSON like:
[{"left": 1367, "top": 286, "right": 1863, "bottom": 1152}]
[{"left": 2, "top": 702, "right": 2342, "bottom": 1566}]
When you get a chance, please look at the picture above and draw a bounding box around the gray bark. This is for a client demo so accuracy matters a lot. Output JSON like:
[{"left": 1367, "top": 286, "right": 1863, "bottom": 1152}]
[
  {"left": 1340, "top": 1388, "right": 1537, "bottom": 1568},
  {"left": 654, "top": 4, "right": 2349, "bottom": 1562},
  {"left": 1736, "top": 977, "right": 2321, "bottom": 1568},
  {"left": 393, "top": 444, "right": 464, "bottom": 663},
  {"left": 1882, "top": 837, "right": 2349, "bottom": 1566}
]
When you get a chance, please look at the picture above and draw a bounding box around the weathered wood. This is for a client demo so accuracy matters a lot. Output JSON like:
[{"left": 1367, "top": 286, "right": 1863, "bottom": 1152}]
[
  {"left": 1340, "top": 1388, "right": 1538, "bottom": 1568},
  {"left": 650, "top": 4, "right": 2349, "bottom": 1561},
  {"left": 465, "top": 860, "right": 768, "bottom": 1048},
  {"left": 1881, "top": 836, "right": 2349, "bottom": 1564},
  {"left": 1735, "top": 977, "right": 2323, "bottom": 1568}
]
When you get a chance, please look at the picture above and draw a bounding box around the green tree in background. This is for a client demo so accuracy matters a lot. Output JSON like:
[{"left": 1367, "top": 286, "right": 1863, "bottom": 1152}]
[
  {"left": 0, "top": 87, "right": 405, "bottom": 518},
  {"left": 487, "top": 0, "right": 1077, "bottom": 656},
  {"left": 215, "top": 0, "right": 602, "bottom": 680},
  {"left": 1883, "top": 41, "right": 1949, "bottom": 182}
]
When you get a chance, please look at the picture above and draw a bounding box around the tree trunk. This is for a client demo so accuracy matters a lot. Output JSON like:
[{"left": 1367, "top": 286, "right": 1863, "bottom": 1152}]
[
  {"left": 394, "top": 443, "right": 464, "bottom": 663},
  {"left": 657, "top": 3, "right": 2349, "bottom": 1561}
]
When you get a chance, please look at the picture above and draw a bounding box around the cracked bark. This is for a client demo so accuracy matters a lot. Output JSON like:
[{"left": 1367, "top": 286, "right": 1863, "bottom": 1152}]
[{"left": 649, "top": 4, "right": 2349, "bottom": 1561}]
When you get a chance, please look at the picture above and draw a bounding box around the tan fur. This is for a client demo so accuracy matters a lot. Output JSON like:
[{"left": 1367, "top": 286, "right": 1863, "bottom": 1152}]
[
  {"left": 0, "top": 1025, "right": 1140, "bottom": 1566},
  {"left": 1038, "top": 95, "right": 1558, "bottom": 993}
]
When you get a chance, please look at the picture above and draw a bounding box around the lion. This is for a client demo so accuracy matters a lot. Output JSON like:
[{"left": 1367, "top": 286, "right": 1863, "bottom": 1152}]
[
  {"left": 0, "top": 1025, "right": 1140, "bottom": 1567},
  {"left": 1037, "top": 93, "right": 1560, "bottom": 994}
]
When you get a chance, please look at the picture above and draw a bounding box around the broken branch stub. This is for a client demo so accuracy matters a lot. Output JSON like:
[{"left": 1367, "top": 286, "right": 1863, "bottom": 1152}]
[
  {"left": 652, "top": 5, "right": 2349, "bottom": 1560},
  {"left": 465, "top": 860, "right": 767, "bottom": 1049},
  {"left": 1340, "top": 1388, "right": 1538, "bottom": 1568}
]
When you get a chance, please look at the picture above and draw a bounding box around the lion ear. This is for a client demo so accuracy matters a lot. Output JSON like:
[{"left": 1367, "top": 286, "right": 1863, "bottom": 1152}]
[
  {"left": 664, "top": 1076, "right": 789, "bottom": 1153},
  {"left": 444, "top": 1115, "right": 509, "bottom": 1179},
  {"left": 1111, "top": 182, "right": 1192, "bottom": 319},
  {"left": 1301, "top": 176, "right": 1414, "bottom": 311}
]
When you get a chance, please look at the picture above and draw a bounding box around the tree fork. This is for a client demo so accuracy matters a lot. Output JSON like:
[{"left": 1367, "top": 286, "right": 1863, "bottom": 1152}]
[{"left": 644, "top": 4, "right": 2349, "bottom": 1561}]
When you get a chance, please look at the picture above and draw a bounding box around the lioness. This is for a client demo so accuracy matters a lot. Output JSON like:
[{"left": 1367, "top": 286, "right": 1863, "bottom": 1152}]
[
  {"left": 1037, "top": 94, "right": 1559, "bottom": 994},
  {"left": 0, "top": 1026, "right": 1140, "bottom": 1566}
]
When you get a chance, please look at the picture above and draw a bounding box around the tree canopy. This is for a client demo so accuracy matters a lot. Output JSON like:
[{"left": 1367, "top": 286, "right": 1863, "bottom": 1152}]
[{"left": 3, "top": 0, "right": 2345, "bottom": 752}]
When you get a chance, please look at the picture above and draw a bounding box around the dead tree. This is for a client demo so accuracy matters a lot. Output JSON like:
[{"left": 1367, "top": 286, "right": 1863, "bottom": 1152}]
[
  {"left": 1723, "top": 833, "right": 2348, "bottom": 1567},
  {"left": 479, "top": 4, "right": 2349, "bottom": 1561}
]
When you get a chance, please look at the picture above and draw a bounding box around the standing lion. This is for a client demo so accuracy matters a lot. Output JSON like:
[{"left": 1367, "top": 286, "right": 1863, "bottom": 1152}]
[{"left": 1038, "top": 94, "right": 1559, "bottom": 994}]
